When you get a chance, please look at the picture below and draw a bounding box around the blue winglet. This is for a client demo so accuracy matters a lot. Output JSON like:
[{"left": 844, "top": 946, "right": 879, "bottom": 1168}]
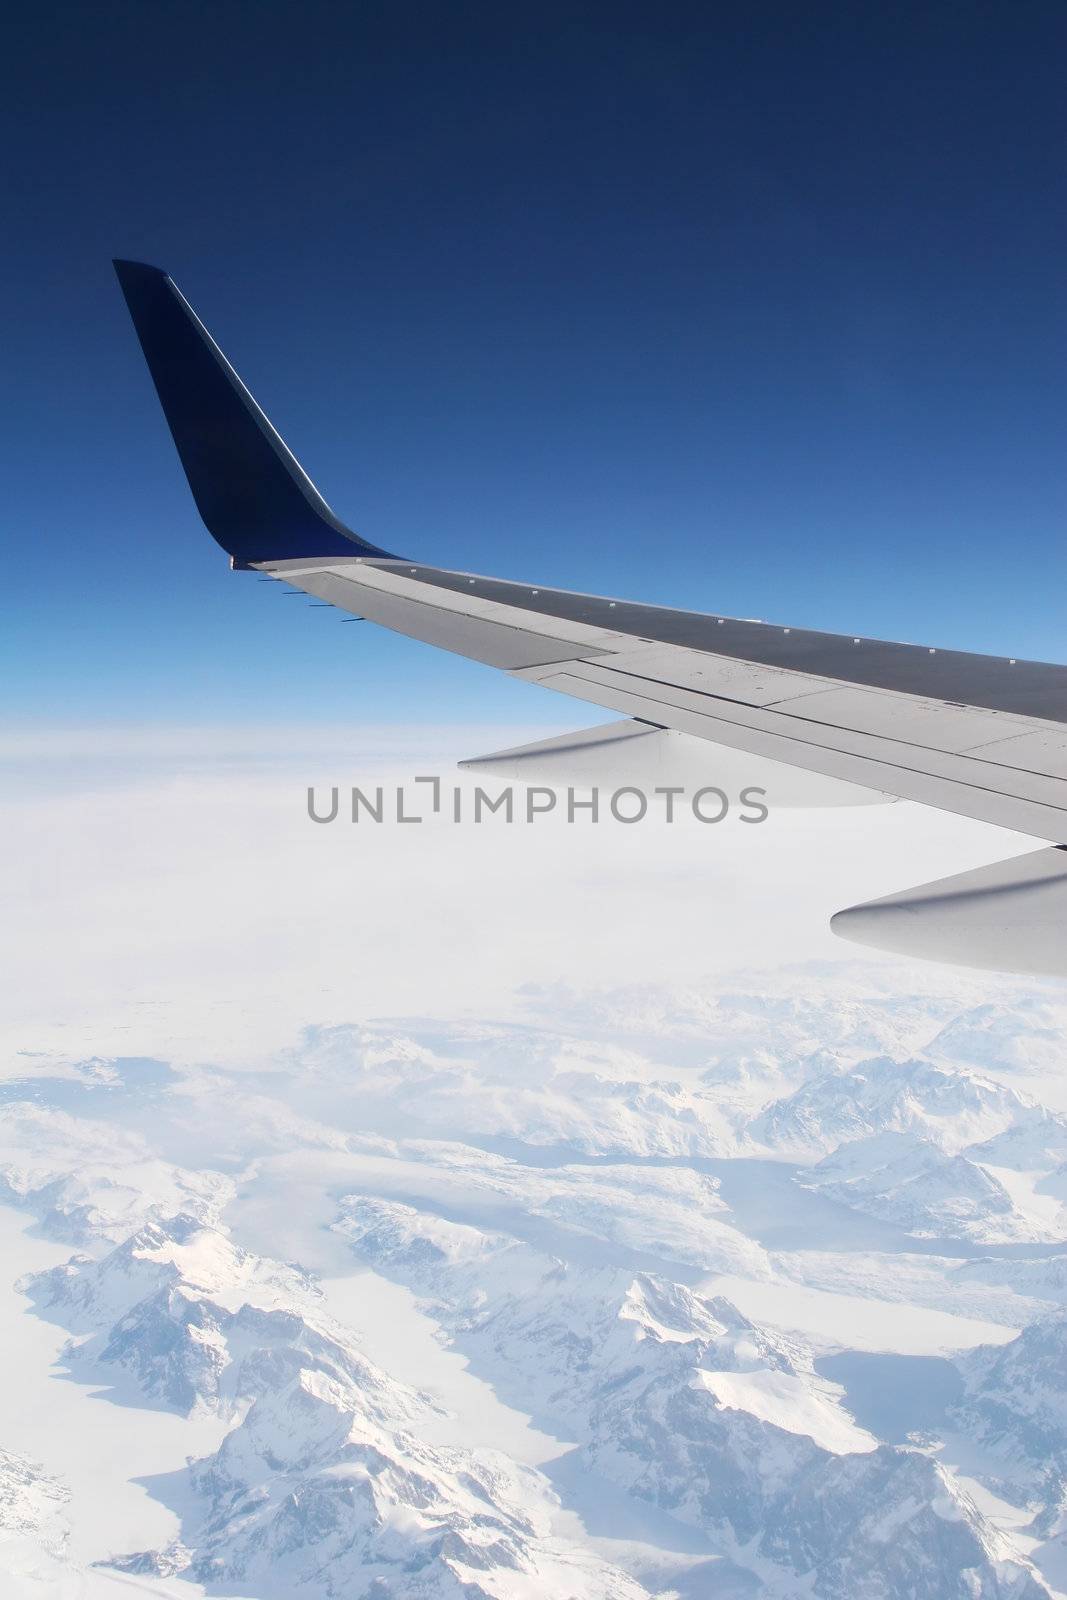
[{"left": 114, "top": 260, "right": 393, "bottom": 568}]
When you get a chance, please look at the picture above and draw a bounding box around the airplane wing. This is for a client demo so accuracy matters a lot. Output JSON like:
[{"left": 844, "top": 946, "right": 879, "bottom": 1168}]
[{"left": 114, "top": 260, "right": 1067, "bottom": 977}]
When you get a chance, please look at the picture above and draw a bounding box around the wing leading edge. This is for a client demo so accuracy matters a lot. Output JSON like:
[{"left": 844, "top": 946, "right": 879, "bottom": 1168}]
[{"left": 116, "top": 261, "right": 1067, "bottom": 975}]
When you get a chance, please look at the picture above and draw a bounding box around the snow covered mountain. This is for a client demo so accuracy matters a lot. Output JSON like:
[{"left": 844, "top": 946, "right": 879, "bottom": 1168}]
[
  {"left": 753, "top": 1055, "right": 1059, "bottom": 1161},
  {"left": 925, "top": 1001, "right": 1067, "bottom": 1078},
  {"left": 800, "top": 1131, "right": 1039, "bottom": 1242},
  {"left": 173, "top": 1378, "right": 649, "bottom": 1600},
  {"left": 0, "top": 1100, "right": 232, "bottom": 1245},
  {"left": 277, "top": 1019, "right": 754, "bottom": 1157},
  {"left": 4, "top": 967, "right": 1067, "bottom": 1599},
  {"left": 26, "top": 1215, "right": 434, "bottom": 1428},
  {"left": 334, "top": 1195, "right": 1049, "bottom": 1598},
  {"left": 752, "top": 1052, "right": 1067, "bottom": 1244},
  {"left": 336, "top": 1196, "right": 805, "bottom": 1451},
  {"left": 953, "top": 1316, "right": 1067, "bottom": 1506},
  {"left": 24, "top": 1213, "right": 650, "bottom": 1597},
  {"left": 0, "top": 1448, "right": 70, "bottom": 1590}
]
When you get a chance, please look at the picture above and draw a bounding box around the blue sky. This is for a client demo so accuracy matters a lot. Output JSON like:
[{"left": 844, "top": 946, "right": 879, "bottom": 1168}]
[{"left": 4, "top": 1, "right": 1066, "bottom": 728}]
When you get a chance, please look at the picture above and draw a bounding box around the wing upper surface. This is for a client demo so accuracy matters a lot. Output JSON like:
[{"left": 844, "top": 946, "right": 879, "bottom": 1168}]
[{"left": 265, "top": 555, "right": 1067, "bottom": 842}]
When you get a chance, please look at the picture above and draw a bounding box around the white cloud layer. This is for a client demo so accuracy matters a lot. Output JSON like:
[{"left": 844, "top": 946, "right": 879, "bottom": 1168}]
[{"left": 0, "top": 721, "right": 1041, "bottom": 1068}]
